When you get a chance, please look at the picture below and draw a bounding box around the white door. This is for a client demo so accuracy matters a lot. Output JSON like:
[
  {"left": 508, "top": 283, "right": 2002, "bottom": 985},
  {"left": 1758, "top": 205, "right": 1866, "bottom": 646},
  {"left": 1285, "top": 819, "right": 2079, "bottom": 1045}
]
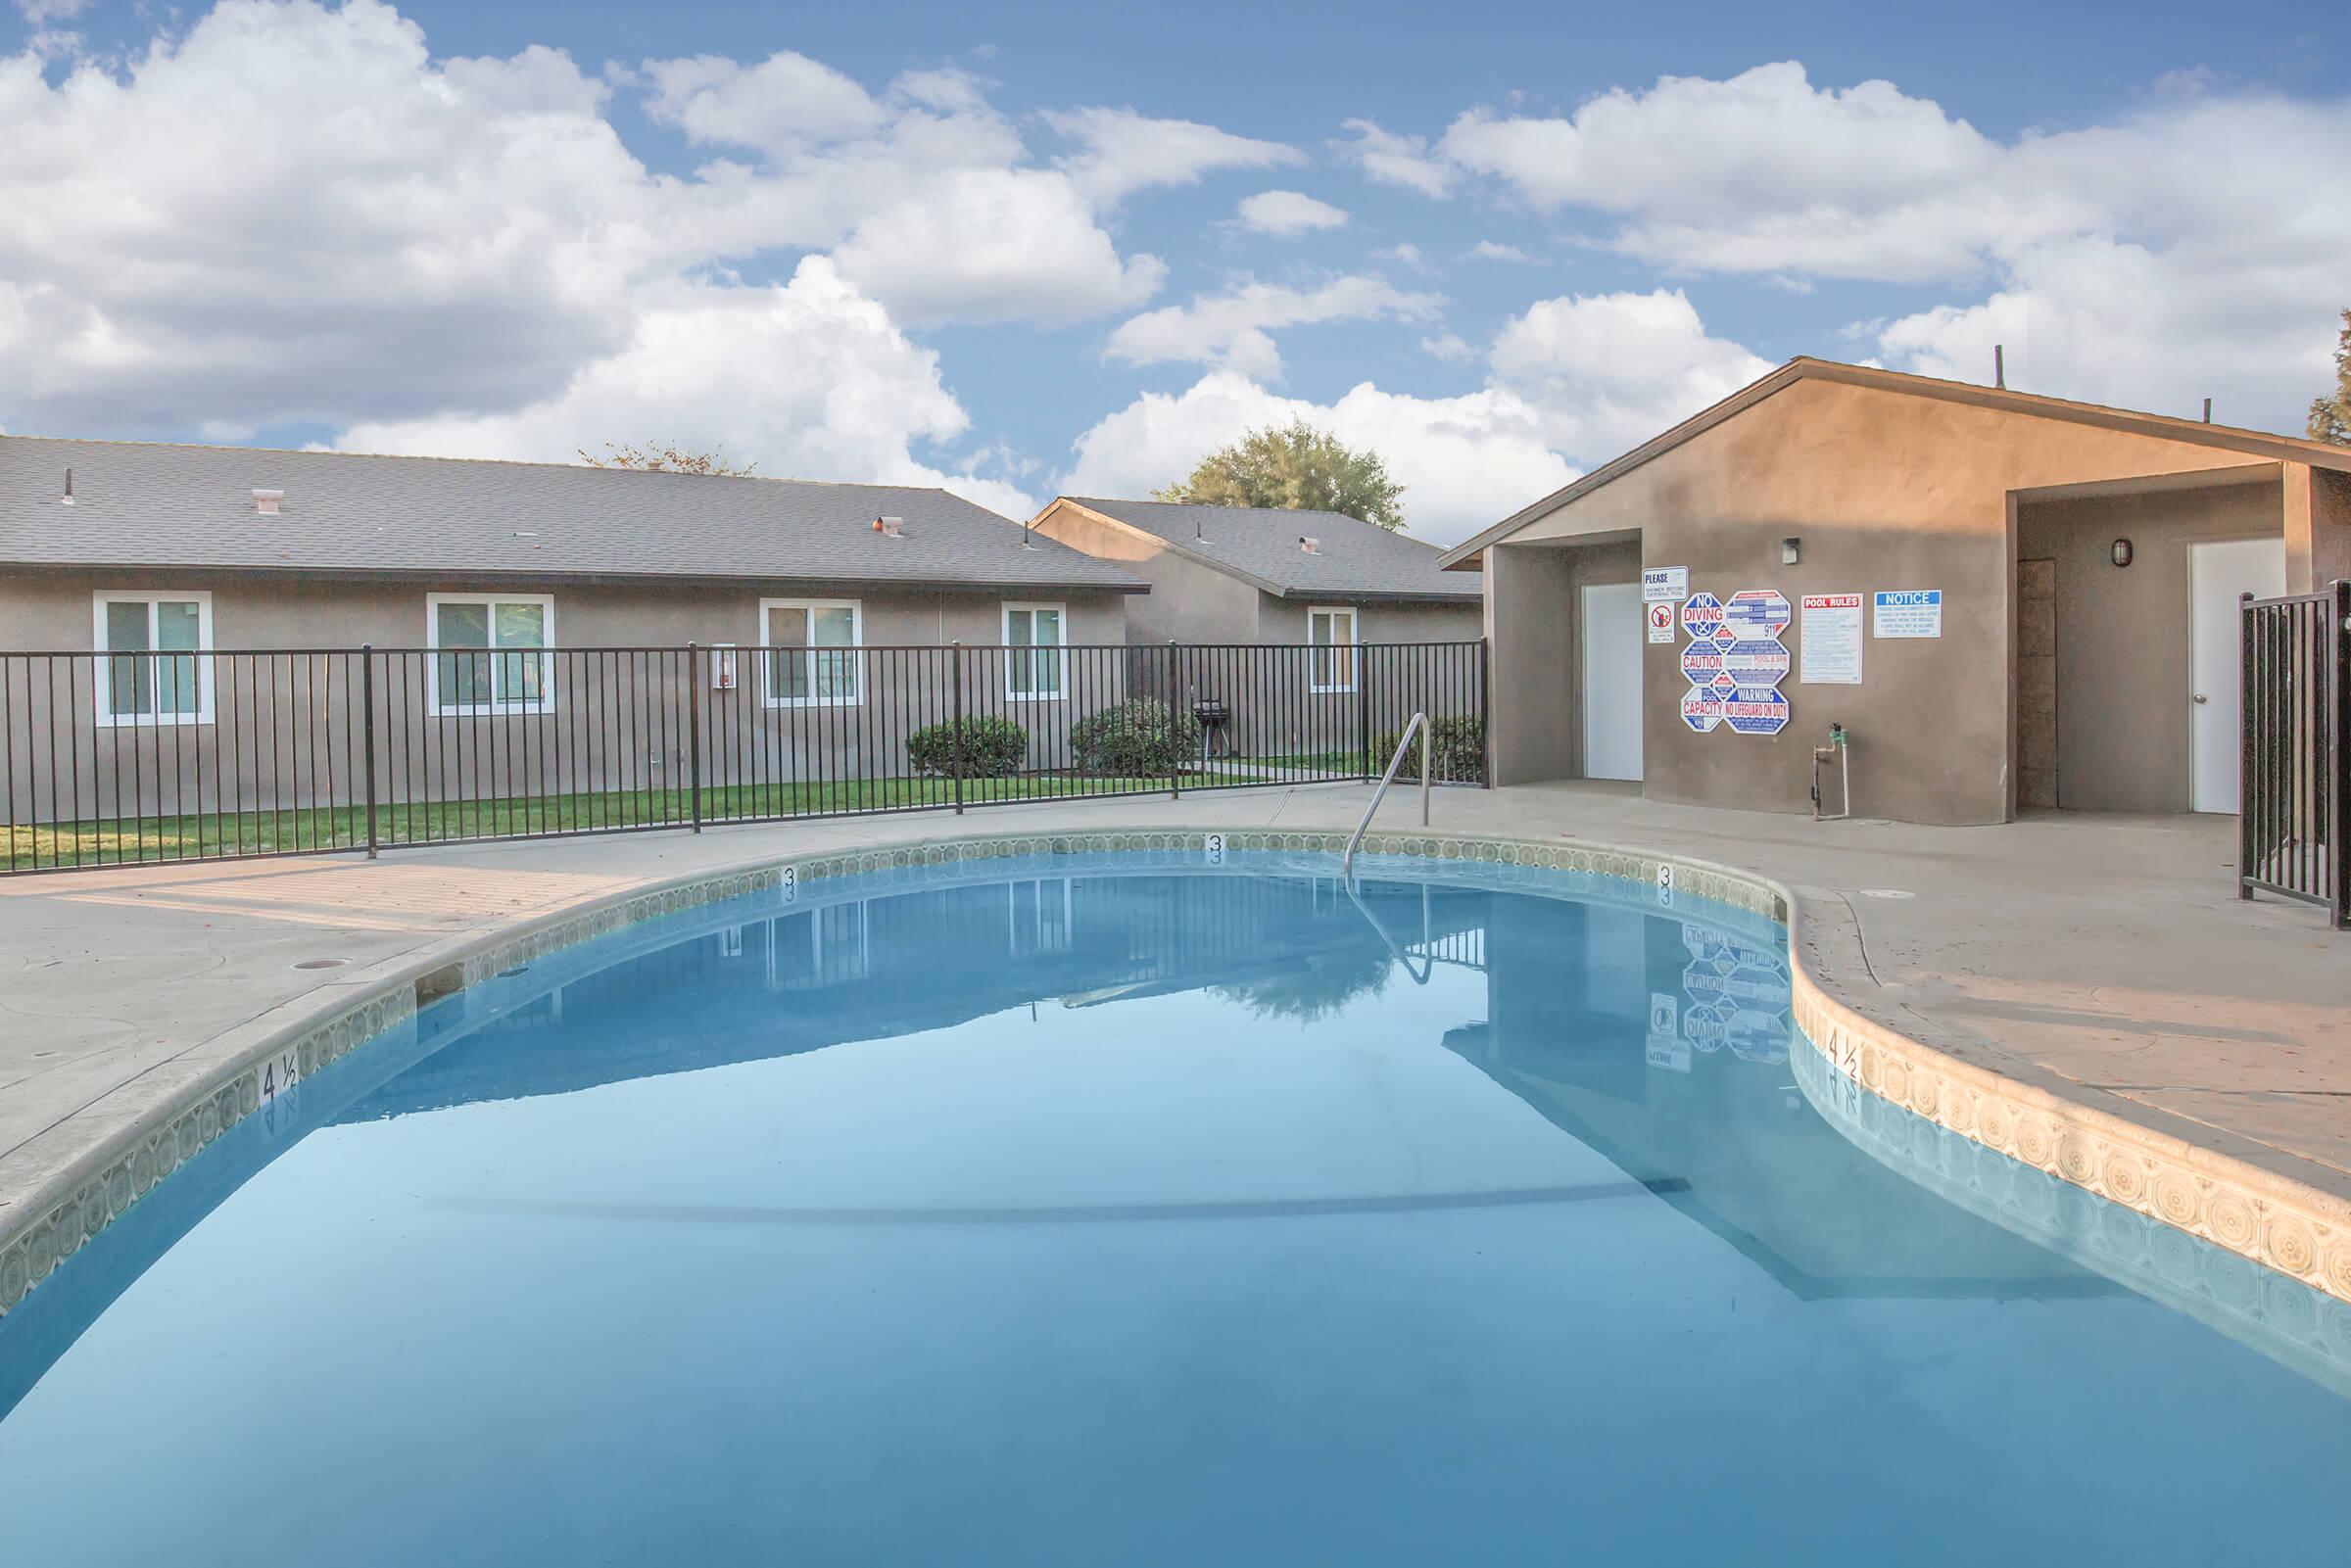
[
  {"left": 2188, "top": 538, "right": 2285, "bottom": 813},
  {"left": 1582, "top": 582, "right": 1644, "bottom": 782}
]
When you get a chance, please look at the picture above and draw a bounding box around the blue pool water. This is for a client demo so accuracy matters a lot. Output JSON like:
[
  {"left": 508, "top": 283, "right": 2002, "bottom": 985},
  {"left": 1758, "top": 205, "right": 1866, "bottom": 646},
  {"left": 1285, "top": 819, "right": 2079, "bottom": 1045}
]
[{"left": 1, "top": 853, "right": 2346, "bottom": 1565}]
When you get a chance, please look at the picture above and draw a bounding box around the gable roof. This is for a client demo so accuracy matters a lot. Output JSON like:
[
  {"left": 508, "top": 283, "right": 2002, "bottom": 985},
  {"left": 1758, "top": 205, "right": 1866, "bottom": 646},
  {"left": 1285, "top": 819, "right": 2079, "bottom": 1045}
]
[
  {"left": 1438, "top": 356, "right": 2351, "bottom": 571},
  {"left": 1045, "top": 497, "right": 1481, "bottom": 601},
  {"left": 0, "top": 435, "right": 1145, "bottom": 594}
]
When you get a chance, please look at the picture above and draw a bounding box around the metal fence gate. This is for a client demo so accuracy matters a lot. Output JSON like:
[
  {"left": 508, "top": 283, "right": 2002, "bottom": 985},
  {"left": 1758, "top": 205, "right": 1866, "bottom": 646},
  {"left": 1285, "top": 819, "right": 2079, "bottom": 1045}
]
[{"left": 2240, "top": 581, "right": 2348, "bottom": 927}]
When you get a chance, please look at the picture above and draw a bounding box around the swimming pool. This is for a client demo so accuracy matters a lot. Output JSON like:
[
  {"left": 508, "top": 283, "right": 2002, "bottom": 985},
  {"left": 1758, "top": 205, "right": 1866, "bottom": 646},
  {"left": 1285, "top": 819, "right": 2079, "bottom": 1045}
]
[{"left": 2, "top": 849, "right": 2345, "bottom": 1565}]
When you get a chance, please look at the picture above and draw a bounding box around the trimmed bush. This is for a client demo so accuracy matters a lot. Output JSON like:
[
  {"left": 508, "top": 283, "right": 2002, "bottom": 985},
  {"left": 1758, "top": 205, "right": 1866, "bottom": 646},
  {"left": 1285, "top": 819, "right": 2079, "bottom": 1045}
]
[
  {"left": 1371, "top": 716, "right": 1485, "bottom": 784},
  {"left": 907, "top": 715, "right": 1028, "bottom": 779},
  {"left": 1071, "top": 697, "right": 1203, "bottom": 777}
]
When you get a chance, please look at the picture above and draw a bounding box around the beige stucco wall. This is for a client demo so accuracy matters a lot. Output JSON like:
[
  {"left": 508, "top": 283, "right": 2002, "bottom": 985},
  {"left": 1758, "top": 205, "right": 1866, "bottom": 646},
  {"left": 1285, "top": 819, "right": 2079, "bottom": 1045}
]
[
  {"left": 0, "top": 570, "right": 1129, "bottom": 823},
  {"left": 1253, "top": 594, "right": 1481, "bottom": 646},
  {"left": 1494, "top": 376, "right": 2311, "bottom": 825},
  {"left": 2016, "top": 478, "right": 2279, "bottom": 813},
  {"left": 1483, "top": 539, "right": 1641, "bottom": 786},
  {"left": 0, "top": 571, "right": 1127, "bottom": 653},
  {"left": 1027, "top": 503, "right": 1258, "bottom": 645},
  {"left": 1029, "top": 501, "right": 1481, "bottom": 650}
]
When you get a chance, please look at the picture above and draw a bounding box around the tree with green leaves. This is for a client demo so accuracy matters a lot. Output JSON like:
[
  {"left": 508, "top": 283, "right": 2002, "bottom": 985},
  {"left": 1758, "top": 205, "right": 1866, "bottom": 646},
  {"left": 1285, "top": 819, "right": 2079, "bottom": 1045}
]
[
  {"left": 2311, "top": 309, "right": 2351, "bottom": 446},
  {"left": 578, "top": 441, "right": 758, "bottom": 476},
  {"left": 1154, "top": 419, "right": 1408, "bottom": 531}
]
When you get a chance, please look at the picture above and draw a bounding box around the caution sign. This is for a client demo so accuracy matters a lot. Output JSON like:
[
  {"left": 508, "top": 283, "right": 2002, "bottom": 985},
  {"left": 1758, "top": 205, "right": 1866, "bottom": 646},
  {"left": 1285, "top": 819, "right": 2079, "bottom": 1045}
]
[{"left": 1680, "top": 588, "right": 1793, "bottom": 738}]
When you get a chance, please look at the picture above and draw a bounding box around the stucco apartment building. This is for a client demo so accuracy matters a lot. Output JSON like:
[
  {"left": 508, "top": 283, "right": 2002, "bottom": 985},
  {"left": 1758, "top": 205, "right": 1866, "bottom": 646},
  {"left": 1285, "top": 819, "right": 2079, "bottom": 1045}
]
[
  {"left": 1442, "top": 358, "right": 2351, "bottom": 826},
  {"left": 1029, "top": 497, "right": 1485, "bottom": 762},
  {"left": 1027, "top": 497, "right": 1482, "bottom": 647},
  {"left": 0, "top": 436, "right": 1145, "bottom": 817}
]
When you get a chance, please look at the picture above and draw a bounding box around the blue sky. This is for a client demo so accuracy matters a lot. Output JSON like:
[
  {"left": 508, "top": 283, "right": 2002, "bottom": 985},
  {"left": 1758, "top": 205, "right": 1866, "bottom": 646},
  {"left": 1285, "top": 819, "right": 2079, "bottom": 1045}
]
[{"left": 3, "top": 0, "right": 2345, "bottom": 541}]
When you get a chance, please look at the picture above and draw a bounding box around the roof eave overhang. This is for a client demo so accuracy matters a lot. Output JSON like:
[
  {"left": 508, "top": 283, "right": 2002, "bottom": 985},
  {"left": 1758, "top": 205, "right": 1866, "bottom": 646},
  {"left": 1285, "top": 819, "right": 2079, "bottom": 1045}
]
[
  {"left": 1437, "top": 357, "right": 2351, "bottom": 570},
  {"left": 0, "top": 559, "right": 1151, "bottom": 594}
]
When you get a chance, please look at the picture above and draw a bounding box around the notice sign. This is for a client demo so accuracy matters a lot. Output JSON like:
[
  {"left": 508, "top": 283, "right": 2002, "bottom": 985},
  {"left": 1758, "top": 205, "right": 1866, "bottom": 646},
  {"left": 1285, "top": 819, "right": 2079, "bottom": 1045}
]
[
  {"left": 1643, "top": 566, "right": 1690, "bottom": 602},
  {"left": 1873, "top": 590, "right": 1943, "bottom": 639},
  {"left": 1800, "top": 594, "right": 1863, "bottom": 684},
  {"left": 1646, "top": 601, "right": 1676, "bottom": 642}
]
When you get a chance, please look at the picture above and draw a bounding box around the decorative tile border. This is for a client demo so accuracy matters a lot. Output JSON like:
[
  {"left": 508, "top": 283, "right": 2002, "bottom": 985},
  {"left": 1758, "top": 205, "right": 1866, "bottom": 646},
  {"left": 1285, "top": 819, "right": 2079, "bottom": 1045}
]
[
  {"left": 1791, "top": 956, "right": 2351, "bottom": 1314},
  {"left": 4, "top": 821, "right": 2341, "bottom": 1341},
  {"left": 1791, "top": 1029, "right": 2351, "bottom": 1394}
]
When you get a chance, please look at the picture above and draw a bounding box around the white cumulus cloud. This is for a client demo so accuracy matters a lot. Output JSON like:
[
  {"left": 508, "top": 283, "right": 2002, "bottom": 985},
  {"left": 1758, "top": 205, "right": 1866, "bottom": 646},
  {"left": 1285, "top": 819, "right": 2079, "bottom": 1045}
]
[
  {"left": 1044, "top": 105, "right": 1302, "bottom": 204},
  {"left": 1063, "top": 372, "right": 1577, "bottom": 546},
  {"left": 1105, "top": 276, "right": 1443, "bottom": 380},
  {"left": 339, "top": 258, "right": 1036, "bottom": 517},
  {"left": 1333, "top": 118, "right": 1453, "bottom": 198},
  {"left": 1489, "top": 288, "right": 1775, "bottom": 458},
  {"left": 1234, "top": 190, "right": 1349, "bottom": 236}
]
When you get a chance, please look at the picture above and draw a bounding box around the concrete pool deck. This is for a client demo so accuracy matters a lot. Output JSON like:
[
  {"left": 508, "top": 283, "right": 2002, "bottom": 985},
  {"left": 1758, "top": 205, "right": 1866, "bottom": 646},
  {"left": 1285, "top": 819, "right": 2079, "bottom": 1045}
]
[{"left": 4, "top": 782, "right": 2348, "bottom": 1247}]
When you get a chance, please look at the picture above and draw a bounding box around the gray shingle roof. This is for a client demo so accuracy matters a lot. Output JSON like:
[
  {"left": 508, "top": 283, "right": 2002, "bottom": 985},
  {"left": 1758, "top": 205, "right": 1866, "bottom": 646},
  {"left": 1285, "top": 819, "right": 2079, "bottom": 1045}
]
[
  {"left": 1059, "top": 498, "right": 1481, "bottom": 600},
  {"left": 0, "top": 436, "right": 1144, "bottom": 594}
]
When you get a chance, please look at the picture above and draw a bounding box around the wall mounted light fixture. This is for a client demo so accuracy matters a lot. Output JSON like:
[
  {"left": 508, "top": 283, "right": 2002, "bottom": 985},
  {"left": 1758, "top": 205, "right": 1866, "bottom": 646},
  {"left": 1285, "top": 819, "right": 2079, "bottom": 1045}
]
[
  {"left": 2110, "top": 538, "right": 2134, "bottom": 568},
  {"left": 1781, "top": 537, "right": 1801, "bottom": 566}
]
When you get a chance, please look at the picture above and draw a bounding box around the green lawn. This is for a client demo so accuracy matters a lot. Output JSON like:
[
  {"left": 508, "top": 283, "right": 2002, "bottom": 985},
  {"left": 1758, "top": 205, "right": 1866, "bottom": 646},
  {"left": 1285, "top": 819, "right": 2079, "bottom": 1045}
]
[
  {"left": 1235, "top": 749, "right": 1370, "bottom": 774},
  {"left": 5, "top": 769, "right": 1267, "bottom": 872}
]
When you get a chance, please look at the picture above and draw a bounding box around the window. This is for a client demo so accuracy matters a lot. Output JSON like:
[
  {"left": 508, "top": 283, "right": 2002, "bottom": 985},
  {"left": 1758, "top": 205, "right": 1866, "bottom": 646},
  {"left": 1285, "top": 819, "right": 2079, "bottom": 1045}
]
[
  {"left": 1309, "top": 605, "right": 1358, "bottom": 692},
  {"left": 92, "top": 591, "right": 214, "bottom": 727},
  {"left": 762, "top": 598, "right": 862, "bottom": 707},
  {"left": 1009, "top": 878, "right": 1075, "bottom": 957},
  {"left": 765, "top": 901, "right": 870, "bottom": 990},
  {"left": 1003, "top": 601, "right": 1066, "bottom": 699},
  {"left": 427, "top": 593, "right": 554, "bottom": 716}
]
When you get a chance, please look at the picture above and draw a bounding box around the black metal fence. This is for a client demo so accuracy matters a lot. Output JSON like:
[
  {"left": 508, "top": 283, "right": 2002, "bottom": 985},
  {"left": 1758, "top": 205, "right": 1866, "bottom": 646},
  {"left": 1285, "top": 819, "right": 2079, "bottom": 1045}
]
[
  {"left": 2240, "top": 582, "right": 2347, "bottom": 927},
  {"left": 1, "top": 640, "right": 1487, "bottom": 874}
]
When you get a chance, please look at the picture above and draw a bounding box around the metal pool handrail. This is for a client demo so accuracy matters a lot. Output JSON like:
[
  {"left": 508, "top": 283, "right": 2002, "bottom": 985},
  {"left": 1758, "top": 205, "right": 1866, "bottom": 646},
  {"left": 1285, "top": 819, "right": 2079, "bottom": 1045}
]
[{"left": 1343, "top": 711, "right": 1430, "bottom": 883}]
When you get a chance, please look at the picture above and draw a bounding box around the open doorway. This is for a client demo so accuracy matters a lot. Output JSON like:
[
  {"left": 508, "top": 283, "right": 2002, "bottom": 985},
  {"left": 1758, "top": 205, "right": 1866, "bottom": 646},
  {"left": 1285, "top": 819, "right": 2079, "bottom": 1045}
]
[{"left": 2012, "top": 468, "right": 2284, "bottom": 814}]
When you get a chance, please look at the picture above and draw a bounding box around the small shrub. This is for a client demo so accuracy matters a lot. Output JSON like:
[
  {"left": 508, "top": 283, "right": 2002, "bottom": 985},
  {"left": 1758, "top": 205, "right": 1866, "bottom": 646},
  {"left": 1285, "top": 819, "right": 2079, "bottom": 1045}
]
[
  {"left": 1072, "top": 697, "right": 1203, "bottom": 776},
  {"left": 1371, "top": 716, "right": 1485, "bottom": 783},
  {"left": 908, "top": 715, "right": 1028, "bottom": 778}
]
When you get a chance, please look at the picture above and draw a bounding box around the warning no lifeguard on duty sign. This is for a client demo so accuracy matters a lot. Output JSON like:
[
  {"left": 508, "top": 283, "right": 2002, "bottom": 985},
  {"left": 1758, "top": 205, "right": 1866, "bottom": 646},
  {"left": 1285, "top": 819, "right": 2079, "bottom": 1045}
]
[{"left": 1678, "top": 590, "right": 1791, "bottom": 736}]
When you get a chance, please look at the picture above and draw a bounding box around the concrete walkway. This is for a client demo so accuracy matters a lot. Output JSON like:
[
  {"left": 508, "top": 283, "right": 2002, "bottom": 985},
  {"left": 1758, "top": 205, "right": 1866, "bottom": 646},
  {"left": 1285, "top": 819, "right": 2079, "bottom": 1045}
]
[{"left": 4, "top": 783, "right": 2347, "bottom": 1224}]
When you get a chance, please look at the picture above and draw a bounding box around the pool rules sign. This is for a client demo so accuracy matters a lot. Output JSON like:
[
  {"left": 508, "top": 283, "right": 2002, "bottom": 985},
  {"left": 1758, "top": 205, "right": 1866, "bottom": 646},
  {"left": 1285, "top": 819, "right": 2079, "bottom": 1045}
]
[{"left": 1679, "top": 589, "right": 1792, "bottom": 736}]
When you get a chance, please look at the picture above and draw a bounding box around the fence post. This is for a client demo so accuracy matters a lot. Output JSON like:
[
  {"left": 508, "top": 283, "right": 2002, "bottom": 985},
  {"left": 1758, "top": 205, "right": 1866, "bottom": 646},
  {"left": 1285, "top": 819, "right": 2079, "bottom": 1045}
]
[
  {"left": 1357, "top": 649, "right": 1371, "bottom": 781},
  {"left": 1479, "top": 637, "right": 1494, "bottom": 789},
  {"left": 951, "top": 642, "right": 967, "bottom": 816},
  {"left": 2239, "top": 595, "right": 2257, "bottom": 899},
  {"left": 361, "top": 645, "right": 379, "bottom": 858},
  {"left": 2332, "top": 580, "right": 2349, "bottom": 930},
  {"left": 687, "top": 643, "right": 703, "bottom": 833},
  {"left": 1169, "top": 641, "right": 1181, "bottom": 800}
]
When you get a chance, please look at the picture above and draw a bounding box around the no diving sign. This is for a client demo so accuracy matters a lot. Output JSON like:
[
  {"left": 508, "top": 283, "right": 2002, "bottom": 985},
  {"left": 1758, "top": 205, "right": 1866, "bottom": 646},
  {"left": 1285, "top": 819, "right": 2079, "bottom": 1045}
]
[{"left": 1646, "top": 602, "right": 1675, "bottom": 642}]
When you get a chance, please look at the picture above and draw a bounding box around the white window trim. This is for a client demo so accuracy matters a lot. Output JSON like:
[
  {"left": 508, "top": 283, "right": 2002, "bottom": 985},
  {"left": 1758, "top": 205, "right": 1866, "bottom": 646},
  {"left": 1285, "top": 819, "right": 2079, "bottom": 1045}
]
[
  {"left": 91, "top": 590, "right": 215, "bottom": 728},
  {"left": 1008, "top": 877, "right": 1076, "bottom": 957},
  {"left": 425, "top": 592, "right": 557, "bottom": 718},
  {"left": 759, "top": 597, "right": 865, "bottom": 709},
  {"left": 1002, "top": 600, "right": 1069, "bottom": 701},
  {"left": 1307, "top": 605, "right": 1359, "bottom": 693}
]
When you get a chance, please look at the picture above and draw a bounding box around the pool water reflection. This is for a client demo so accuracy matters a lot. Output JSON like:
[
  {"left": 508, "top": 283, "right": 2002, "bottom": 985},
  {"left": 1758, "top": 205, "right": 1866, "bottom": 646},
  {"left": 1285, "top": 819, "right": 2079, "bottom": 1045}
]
[{"left": 0, "top": 856, "right": 2344, "bottom": 1566}]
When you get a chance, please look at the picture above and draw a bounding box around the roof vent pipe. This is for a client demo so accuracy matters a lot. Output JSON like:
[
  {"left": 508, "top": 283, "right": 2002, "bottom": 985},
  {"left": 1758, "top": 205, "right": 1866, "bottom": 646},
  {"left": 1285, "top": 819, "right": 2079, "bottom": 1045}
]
[
  {"left": 253, "top": 488, "right": 284, "bottom": 515},
  {"left": 1993, "top": 344, "right": 2005, "bottom": 390},
  {"left": 2203, "top": 398, "right": 2213, "bottom": 424},
  {"left": 60, "top": 468, "right": 72, "bottom": 506}
]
